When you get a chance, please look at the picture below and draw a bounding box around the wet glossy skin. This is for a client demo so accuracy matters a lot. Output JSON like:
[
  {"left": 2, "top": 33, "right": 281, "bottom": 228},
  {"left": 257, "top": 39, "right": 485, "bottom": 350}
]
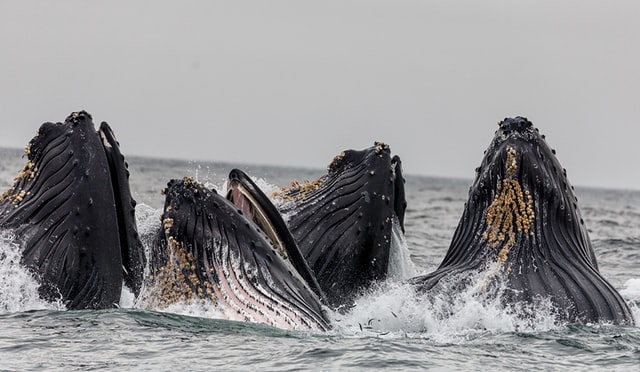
[
  {"left": 410, "top": 117, "right": 634, "bottom": 325},
  {"left": 276, "top": 142, "right": 407, "bottom": 310},
  {"left": 141, "top": 178, "right": 330, "bottom": 331},
  {"left": 0, "top": 111, "right": 144, "bottom": 309}
]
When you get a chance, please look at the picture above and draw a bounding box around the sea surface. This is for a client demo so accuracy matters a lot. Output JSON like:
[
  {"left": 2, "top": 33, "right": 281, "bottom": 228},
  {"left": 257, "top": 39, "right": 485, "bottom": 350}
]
[{"left": 0, "top": 147, "right": 639, "bottom": 371}]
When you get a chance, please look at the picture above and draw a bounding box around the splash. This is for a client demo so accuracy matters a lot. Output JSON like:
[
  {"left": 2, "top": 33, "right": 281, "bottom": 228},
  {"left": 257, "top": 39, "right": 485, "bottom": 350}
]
[
  {"left": 139, "top": 292, "right": 226, "bottom": 321},
  {"left": 252, "top": 177, "right": 283, "bottom": 198},
  {"left": 119, "top": 286, "right": 136, "bottom": 308},
  {"left": 135, "top": 203, "right": 163, "bottom": 255},
  {"left": 620, "top": 278, "right": 640, "bottom": 301},
  {"left": 161, "top": 299, "right": 226, "bottom": 319},
  {"left": 620, "top": 278, "right": 640, "bottom": 324},
  {"left": 387, "top": 216, "right": 417, "bottom": 280},
  {"left": 0, "top": 230, "right": 64, "bottom": 313},
  {"left": 332, "top": 270, "right": 562, "bottom": 343}
]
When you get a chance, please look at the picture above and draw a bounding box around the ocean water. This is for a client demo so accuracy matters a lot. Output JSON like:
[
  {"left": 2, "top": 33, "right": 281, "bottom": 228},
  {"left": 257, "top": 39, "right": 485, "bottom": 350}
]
[{"left": 0, "top": 147, "right": 639, "bottom": 371}]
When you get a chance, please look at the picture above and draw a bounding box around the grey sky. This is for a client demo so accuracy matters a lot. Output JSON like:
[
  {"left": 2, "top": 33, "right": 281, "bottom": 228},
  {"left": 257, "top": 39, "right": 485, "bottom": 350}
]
[{"left": 1, "top": 1, "right": 639, "bottom": 189}]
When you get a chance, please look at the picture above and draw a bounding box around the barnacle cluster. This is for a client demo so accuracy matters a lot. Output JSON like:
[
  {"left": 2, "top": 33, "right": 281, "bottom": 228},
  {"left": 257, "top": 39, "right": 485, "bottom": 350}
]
[
  {"left": 273, "top": 178, "right": 324, "bottom": 203},
  {"left": 0, "top": 189, "right": 29, "bottom": 207},
  {"left": 483, "top": 147, "right": 535, "bottom": 263},
  {"left": 0, "top": 161, "right": 37, "bottom": 207},
  {"left": 181, "top": 176, "right": 200, "bottom": 189},
  {"left": 146, "top": 237, "right": 216, "bottom": 308},
  {"left": 328, "top": 151, "right": 346, "bottom": 171},
  {"left": 374, "top": 141, "right": 389, "bottom": 155},
  {"left": 163, "top": 217, "right": 174, "bottom": 229}
]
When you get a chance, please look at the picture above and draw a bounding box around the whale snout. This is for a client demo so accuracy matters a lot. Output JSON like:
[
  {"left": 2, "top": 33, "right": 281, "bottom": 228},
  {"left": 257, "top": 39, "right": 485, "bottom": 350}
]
[{"left": 498, "top": 116, "right": 533, "bottom": 133}]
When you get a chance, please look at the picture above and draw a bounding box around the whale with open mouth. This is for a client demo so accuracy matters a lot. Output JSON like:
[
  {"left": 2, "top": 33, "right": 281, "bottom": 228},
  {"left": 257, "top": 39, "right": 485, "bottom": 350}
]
[
  {"left": 274, "top": 142, "right": 407, "bottom": 310},
  {"left": 0, "top": 111, "right": 145, "bottom": 309},
  {"left": 410, "top": 117, "right": 634, "bottom": 325},
  {"left": 139, "top": 177, "right": 330, "bottom": 331}
]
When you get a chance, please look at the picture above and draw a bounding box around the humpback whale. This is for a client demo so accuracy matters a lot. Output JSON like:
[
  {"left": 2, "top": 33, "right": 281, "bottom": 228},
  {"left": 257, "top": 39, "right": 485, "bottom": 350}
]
[
  {"left": 0, "top": 111, "right": 145, "bottom": 309},
  {"left": 274, "top": 142, "right": 407, "bottom": 309},
  {"left": 139, "top": 177, "right": 330, "bottom": 331},
  {"left": 410, "top": 117, "right": 634, "bottom": 325}
]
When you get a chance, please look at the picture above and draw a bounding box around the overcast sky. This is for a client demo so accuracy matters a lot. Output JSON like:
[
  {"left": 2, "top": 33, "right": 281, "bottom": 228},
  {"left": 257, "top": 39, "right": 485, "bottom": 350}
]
[{"left": 1, "top": 1, "right": 639, "bottom": 190}]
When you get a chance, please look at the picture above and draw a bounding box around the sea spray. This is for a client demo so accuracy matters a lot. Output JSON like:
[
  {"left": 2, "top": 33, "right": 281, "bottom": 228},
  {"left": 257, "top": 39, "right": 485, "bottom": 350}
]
[
  {"left": 119, "top": 287, "right": 136, "bottom": 308},
  {"left": 332, "top": 270, "right": 562, "bottom": 343},
  {"left": 620, "top": 278, "right": 640, "bottom": 324},
  {"left": 0, "top": 231, "right": 64, "bottom": 313},
  {"left": 620, "top": 278, "right": 640, "bottom": 301},
  {"left": 135, "top": 203, "right": 163, "bottom": 253},
  {"left": 161, "top": 299, "right": 227, "bottom": 320}
]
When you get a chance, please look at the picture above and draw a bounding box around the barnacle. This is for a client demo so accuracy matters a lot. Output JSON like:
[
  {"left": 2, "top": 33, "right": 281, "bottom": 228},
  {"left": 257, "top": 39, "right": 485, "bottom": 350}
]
[
  {"left": 374, "top": 141, "right": 389, "bottom": 155},
  {"left": 163, "top": 218, "right": 174, "bottom": 230}
]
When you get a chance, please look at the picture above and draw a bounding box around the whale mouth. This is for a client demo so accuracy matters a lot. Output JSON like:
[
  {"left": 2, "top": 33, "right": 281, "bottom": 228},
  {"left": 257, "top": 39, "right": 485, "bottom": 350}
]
[
  {"left": 225, "top": 169, "right": 326, "bottom": 303},
  {"left": 0, "top": 111, "right": 144, "bottom": 309},
  {"left": 142, "top": 177, "right": 330, "bottom": 331},
  {"left": 226, "top": 172, "right": 286, "bottom": 258}
]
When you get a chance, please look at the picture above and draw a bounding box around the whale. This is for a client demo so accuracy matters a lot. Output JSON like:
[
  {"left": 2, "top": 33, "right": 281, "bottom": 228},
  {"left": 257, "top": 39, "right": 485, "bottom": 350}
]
[
  {"left": 274, "top": 142, "right": 407, "bottom": 310},
  {"left": 139, "top": 177, "right": 330, "bottom": 331},
  {"left": 0, "top": 111, "right": 145, "bottom": 309},
  {"left": 410, "top": 117, "right": 634, "bottom": 325}
]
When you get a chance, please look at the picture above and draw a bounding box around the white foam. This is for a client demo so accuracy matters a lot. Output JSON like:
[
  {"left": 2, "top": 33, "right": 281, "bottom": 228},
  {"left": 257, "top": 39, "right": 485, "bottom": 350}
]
[
  {"left": 119, "top": 285, "right": 136, "bottom": 309},
  {"left": 252, "top": 177, "right": 282, "bottom": 198},
  {"left": 0, "top": 231, "right": 64, "bottom": 313},
  {"left": 135, "top": 203, "right": 162, "bottom": 269},
  {"left": 331, "top": 271, "right": 562, "bottom": 343},
  {"left": 157, "top": 299, "right": 226, "bottom": 320},
  {"left": 620, "top": 278, "right": 640, "bottom": 301},
  {"left": 136, "top": 203, "right": 162, "bottom": 233},
  {"left": 620, "top": 278, "right": 640, "bottom": 325}
]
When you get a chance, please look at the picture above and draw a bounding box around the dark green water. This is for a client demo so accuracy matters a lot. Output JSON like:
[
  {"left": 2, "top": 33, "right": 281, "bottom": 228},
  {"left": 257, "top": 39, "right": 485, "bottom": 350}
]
[{"left": 1, "top": 149, "right": 639, "bottom": 370}]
